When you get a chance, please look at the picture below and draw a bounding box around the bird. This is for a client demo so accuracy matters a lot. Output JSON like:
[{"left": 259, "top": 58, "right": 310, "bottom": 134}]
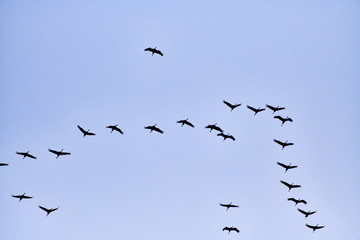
[
  {"left": 223, "top": 100, "right": 241, "bottom": 111},
  {"left": 106, "top": 124, "right": 124, "bottom": 134},
  {"left": 12, "top": 193, "right": 33, "bottom": 202},
  {"left": 222, "top": 226, "right": 240, "bottom": 234},
  {"left": 77, "top": 125, "right": 96, "bottom": 137},
  {"left": 306, "top": 224, "right": 325, "bottom": 232},
  {"left": 48, "top": 149, "right": 71, "bottom": 159},
  {"left": 280, "top": 180, "right": 301, "bottom": 191},
  {"left": 273, "top": 139, "right": 294, "bottom": 150},
  {"left": 274, "top": 115, "right": 293, "bottom": 126},
  {"left": 144, "top": 47, "right": 163, "bottom": 56},
  {"left": 16, "top": 151, "right": 36, "bottom": 159},
  {"left": 0, "top": 163, "right": 8, "bottom": 166},
  {"left": 287, "top": 198, "right": 307, "bottom": 206},
  {"left": 277, "top": 162, "right": 298, "bottom": 173},
  {"left": 298, "top": 208, "right": 317, "bottom": 218},
  {"left": 205, "top": 123, "right": 223, "bottom": 133},
  {"left": 266, "top": 104, "right": 285, "bottom": 114},
  {"left": 217, "top": 133, "right": 235, "bottom": 141},
  {"left": 39, "top": 205, "right": 59, "bottom": 216},
  {"left": 219, "top": 202, "right": 239, "bottom": 211},
  {"left": 177, "top": 118, "right": 194, "bottom": 128},
  {"left": 247, "top": 105, "right": 265, "bottom": 115},
  {"left": 144, "top": 124, "right": 164, "bottom": 134}
]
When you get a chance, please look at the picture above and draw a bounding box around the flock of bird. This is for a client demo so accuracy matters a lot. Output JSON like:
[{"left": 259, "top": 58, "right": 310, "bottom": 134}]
[{"left": 2, "top": 47, "right": 325, "bottom": 235}]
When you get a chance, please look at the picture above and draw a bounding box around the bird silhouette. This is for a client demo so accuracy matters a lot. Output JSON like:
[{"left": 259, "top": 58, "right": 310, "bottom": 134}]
[
  {"left": 39, "top": 205, "right": 59, "bottom": 216},
  {"left": 277, "top": 162, "right": 298, "bottom": 173},
  {"left": 280, "top": 180, "right": 301, "bottom": 191},
  {"left": 16, "top": 151, "right": 36, "bottom": 159},
  {"left": 106, "top": 125, "right": 124, "bottom": 134},
  {"left": 48, "top": 149, "right": 71, "bottom": 159},
  {"left": 205, "top": 123, "right": 223, "bottom": 133},
  {"left": 144, "top": 47, "right": 163, "bottom": 56},
  {"left": 274, "top": 116, "right": 293, "bottom": 126},
  {"left": 0, "top": 163, "right": 8, "bottom": 166},
  {"left": 247, "top": 105, "right": 265, "bottom": 115},
  {"left": 273, "top": 139, "right": 294, "bottom": 150},
  {"left": 287, "top": 198, "right": 307, "bottom": 206},
  {"left": 305, "top": 224, "right": 324, "bottom": 232},
  {"left": 298, "top": 208, "right": 316, "bottom": 218},
  {"left": 223, "top": 226, "right": 240, "bottom": 234},
  {"left": 12, "top": 193, "right": 33, "bottom": 202},
  {"left": 223, "top": 100, "right": 241, "bottom": 111},
  {"left": 217, "top": 133, "right": 235, "bottom": 141},
  {"left": 219, "top": 202, "right": 239, "bottom": 211},
  {"left": 266, "top": 104, "right": 285, "bottom": 114},
  {"left": 144, "top": 124, "right": 164, "bottom": 134},
  {"left": 177, "top": 118, "right": 194, "bottom": 128},
  {"left": 77, "top": 125, "right": 96, "bottom": 137}
]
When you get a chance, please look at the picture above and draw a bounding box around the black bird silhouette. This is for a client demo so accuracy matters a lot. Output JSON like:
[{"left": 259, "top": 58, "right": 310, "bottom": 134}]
[
  {"left": 277, "top": 162, "right": 298, "bottom": 173},
  {"left": 288, "top": 198, "right": 307, "bottom": 206},
  {"left": 144, "top": 124, "right": 164, "bottom": 134},
  {"left": 205, "top": 123, "right": 223, "bottom": 133},
  {"left": 39, "top": 205, "right": 59, "bottom": 216},
  {"left": 16, "top": 151, "right": 36, "bottom": 159},
  {"left": 306, "top": 224, "right": 325, "bottom": 232},
  {"left": 177, "top": 118, "right": 194, "bottom": 128},
  {"left": 274, "top": 116, "right": 293, "bottom": 126},
  {"left": 0, "top": 163, "right": 8, "bottom": 166},
  {"left": 223, "top": 100, "right": 241, "bottom": 111},
  {"left": 219, "top": 202, "right": 239, "bottom": 211},
  {"left": 106, "top": 125, "right": 124, "bottom": 134},
  {"left": 144, "top": 47, "right": 163, "bottom": 56},
  {"left": 273, "top": 139, "right": 294, "bottom": 150},
  {"left": 217, "top": 133, "right": 235, "bottom": 141},
  {"left": 223, "top": 226, "right": 240, "bottom": 234},
  {"left": 77, "top": 125, "right": 96, "bottom": 137},
  {"left": 12, "top": 193, "right": 33, "bottom": 202},
  {"left": 247, "top": 105, "right": 265, "bottom": 115},
  {"left": 280, "top": 180, "right": 301, "bottom": 191},
  {"left": 298, "top": 208, "right": 317, "bottom": 218},
  {"left": 266, "top": 104, "right": 285, "bottom": 114},
  {"left": 48, "top": 149, "right": 71, "bottom": 159}
]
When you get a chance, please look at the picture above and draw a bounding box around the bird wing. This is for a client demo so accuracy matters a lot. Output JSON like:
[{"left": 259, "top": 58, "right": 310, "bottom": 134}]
[
  {"left": 292, "top": 184, "right": 301, "bottom": 188},
  {"left": 51, "top": 207, "right": 59, "bottom": 212},
  {"left": 77, "top": 125, "right": 86, "bottom": 134},
  {"left": 305, "top": 224, "right": 314, "bottom": 229},
  {"left": 27, "top": 153, "right": 36, "bottom": 159},
  {"left": 247, "top": 105, "right": 256, "bottom": 111},
  {"left": 266, "top": 104, "right": 275, "bottom": 110},
  {"left": 289, "top": 165, "right": 298, "bottom": 169},
  {"left": 297, "top": 208, "right": 307, "bottom": 215},
  {"left": 217, "top": 133, "right": 225, "bottom": 137},
  {"left": 222, "top": 227, "right": 229, "bottom": 231},
  {"left": 114, "top": 127, "right": 124, "bottom": 134},
  {"left": 60, "top": 151, "right": 71, "bottom": 155},
  {"left": 258, "top": 108, "right": 265, "bottom": 112},
  {"left": 49, "top": 149, "right": 59, "bottom": 155},
  {"left": 223, "top": 100, "right": 233, "bottom": 108},
  {"left": 214, "top": 126, "right": 223, "bottom": 132},
  {"left": 287, "top": 198, "right": 296, "bottom": 202},
  {"left": 185, "top": 121, "right": 194, "bottom": 128},
  {"left": 234, "top": 228, "right": 240, "bottom": 233},
  {"left": 229, "top": 135, "right": 235, "bottom": 141},
  {"left": 280, "top": 180, "right": 290, "bottom": 187},
  {"left": 315, "top": 225, "right": 324, "bottom": 229},
  {"left": 144, "top": 47, "right": 153, "bottom": 52},
  {"left": 274, "top": 115, "right": 283, "bottom": 121},
  {"left": 277, "top": 107, "right": 285, "bottom": 111},
  {"left": 273, "top": 139, "right": 283, "bottom": 145},
  {"left": 277, "top": 162, "right": 287, "bottom": 168},
  {"left": 155, "top": 50, "right": 163, "bottom": 56},
  {"left": 285, "top": 142, "right": 294, "bottom": 146},
  {"left": 16, "top": 151, "right": 24, "bottom": 156},
  {"left": 0, "top": 163, "right": 8, "bottom": 166},
  {"left": 39, "top": 205, "right": 49, "bottom": 212},
  {"left": 300, "top": 200, "right": 307, "bottom": 204},
  {"left": 287, "top": 118, "right": 293, "bottom": 122},
  {"left": 154, "top": 127, "right": 164, "bottom": 134}
]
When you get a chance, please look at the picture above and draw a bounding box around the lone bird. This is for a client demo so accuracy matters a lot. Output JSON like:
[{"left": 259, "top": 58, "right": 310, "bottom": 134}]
[
  {"left": 77, "top": 125, "right": 96, "bottom": 137},
  {"left": 205, "top": 123, "right": 223, "bottom": 133},
  {"left": 219, "top": 202, "right": 239, "bottom": 211},
  {"left": 177, "top": 118, "right": 194, "bottom": 128},
  {"left": 223, "top": 226, "right": 240, "bottom": 234},
  {"left": 280, "top": 180, "right": 301, "bottom": 192},
  {"left": 106, "top": 124, "right": 124, "bottom": 134},
  {"left": 306, "top": 224, "right": 325, "bottom": 232},
  {"left": 16, "top": 151, "right": 36, "bottom": 159},
  {"left": 39, "top": 205, "right": 59, "bottom": 216},
  {"left": 12, "top": 193, "right": 33, "bottom": 202},
  {"left": 223, "top": 100, "right": 241, "bottom": 111},
  {"left": 277, "top": 162, "right": 298, "bottom": 173},
  {"left": 48, "top": 149, "right": 71, "bottom": 159},
  {"left": 288, "top": 198, "right": 307, "bottom": 206},
  {"left": 217, "top": 133, "right": 235, "bottom": 141},
  {"left": 144, "top": 47, "right": 163, "bottom": 56},
  {"left": 266, "top": 104, "right": 285, "bottom": 114},
  {"left": 0, "top": 163, "right": 8, "bottom": 166},
  {"left": 273, "top": 139, "right": 294, "bottom": 150},
  {"left": 247, "top": 105, "right": 265, "bottom": 115},
  {"left": 274, "top": 116, "right": 293, "bottom": 126},
  {"left": 298, "top": 208, "right": 316, "bottom": 219},
  {"left": 144, "top": 124, "right": 164, "bottom": 134}
]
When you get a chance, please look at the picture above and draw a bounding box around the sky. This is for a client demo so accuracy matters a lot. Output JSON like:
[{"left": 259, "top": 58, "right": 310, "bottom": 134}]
[{"left": 1, "top": 1, "right": 360, "bottom": 239}]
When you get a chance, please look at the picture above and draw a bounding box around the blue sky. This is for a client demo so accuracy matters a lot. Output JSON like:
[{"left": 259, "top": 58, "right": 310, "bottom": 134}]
[{"left": 1, "top": 1, "right": 359, "bottom": 239}]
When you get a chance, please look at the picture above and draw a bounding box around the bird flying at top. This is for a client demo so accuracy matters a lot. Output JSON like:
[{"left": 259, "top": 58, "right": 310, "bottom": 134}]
[
  {"left": 12, "top": 193, "right": 33, "bottom": 202},
  {"left": 223, "top": 100, "right": 241, "bottom": 111},
  {"left": 305, "top": 224, "right": 325, "bottom": 232},
  {"left": 144, "top": 124, "right": 164, "bottom": 134},
  {"left": 39, "top": 205, "right": 59, "bottom": 216},
  {"left": 205, "top": 123, "right": 223, "bottom": 133},
  {"left": 273, "top": 139, "right": 294, "bottom": 150},
  {"left": 77, "top": 125, "right": 96, "bottom": 137},
  {"left": 16, "top": 151, "right": 36, "bottom": 159},
  {"left": 247, "top": 105, "right": 265, "bottom": 115},
  {"left": 106, "top": 124, "right": 124, "bottom": 134},
  {"left": 219, "top": 202, "right": 239, "bottom": 211},
  {"left": 222, "top": 226, "right": 240, "bottom": 234},
  {"left": 176, "top": 118, "right": 194, "bottom": 128},
  {"left": 266, "top": 104, "right": 285, "bottom": 114},
  {"left": 274, "top": 115, "right": 293, "bottom": 126},
  {"left": 144, "top": 47, "right": 163, "bottom": 56}
]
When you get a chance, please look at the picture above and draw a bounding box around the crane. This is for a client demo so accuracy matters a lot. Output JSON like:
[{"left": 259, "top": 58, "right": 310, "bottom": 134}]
[
  {"left": 106, "top": 125, "right": 124, "bottom": 134},
  {"left": 16, "top": 151, "right": 36, "bottom": 159},
  {"left": 144, "top": 124, "right": 164, "bottom": 134},
  {"left": 12, "top": 193, "right": 33, "bottom": 202},
  {"left": 144, "top": 47, "right": 163, "bottom": 56},
  {"left": 247, "top": 105, "right": 265, "bottom": 115},
  {"left": 77, "top": 125, "right": 96, "bottom": 137},
  {"left": 280, "top": 180, "right": 301, "bottom": 191},
  {"left": 266, "top": 104, "right": 285, "bottom": 114},
  {"left": 177, "top": 118, "right": 194, "bottom": 128},
  {"left": 48, "top": 149, "right": 71, "bottom": 159},
  {"left": 223, "top": 100, "right": 241, "bottom": 111},
  {"left": 277, "top": 162, "right": 298, "bottom": 173},
  {"left": 273, "top": 139, "right": 294, "bottom": 150}
]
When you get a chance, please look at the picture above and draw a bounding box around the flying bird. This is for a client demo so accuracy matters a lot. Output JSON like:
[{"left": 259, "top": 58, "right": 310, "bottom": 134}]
[
  {"left": 106, "top": 125, "right": 124, "bottom": 134},
  {"left": 205, "top": 123, "right": 223, "bottom": 133},
  {"left": 280, "top": 180, "right": 301, "bottom": 191},
  {"left": 144, "top": 124, "right": 164, "bottom": 134},
  {"left": 39, "top": 205, "right": 59, "bottom": 216},
  {"left": 274, "top": 116, "right": 293, "bottom": 126},
  {"left": 288, "top": 198, "right": 307, "bottom": 206},
  {"left": 273, "top": 139, "right": 294, "bottom": 150},
  {"left": 217, "top": 133, "right": 235, "bottom": 141},
  {"left": 177, "top": 118, "right": 194, "bottom": 128},
  {"left": 305, "top": 224, "right": 325, "bottom": 232},
  {"left": 223, "top": 100, "right": 241, "bottom": 111},
  {"left": 298, "top": 208, "right": 317, "bottom": 219},
  {"left": 247, "top": 105, "right": 265, "bottom": 115},
  {"left": 77, "top": 125, "right": 96, "bottom": 137},
  {"left": 48, "top": 149, "right": 71, "bottom": 159},
  {"left": 277, "top": 162, "right": 298, "bottom": 173},
  {"left": 0, "top": 163, "right": 8, "bottom": 166},
  {"left": 12, "top": 193, "right": 33, "bottom": 202},
  {"left": 219, "top": 202, "right": 239, "bottom": 211},
  {"left": 223, "top": 226, "right": 240, "bottom": 234},
  {"left": 144, "top": 47, "right": 163, "bottom": 56},
  {"left": 266, "top": 104, "right": 285, "bottom": 114},
  {"left": 16, "top": 151, "right": 36, "bottom": 159}
]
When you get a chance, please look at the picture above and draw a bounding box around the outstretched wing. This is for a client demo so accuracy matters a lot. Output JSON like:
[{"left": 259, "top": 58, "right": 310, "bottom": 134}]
[
  {"left": 27, "top": 153, "right": 36, "bottom": 159},
  {"left": 266, "top": 104, "right": 276, "bottom": 111},
  {"left": 274, "top": 115, "right": 284, "bottom": 121},
  {"left": 223, "top": 100, "right": 233, "bottom": 108},
  {"left": 155, "top": 49, "right": 163, "bottom": 56},
  {"left": 229, "top": 135, "right": 235, "bottom": 141},
  {"left": 292, "top": 184, "right": 301, "bottom": 188},
  {"left": 213, "top": 126, "right": 223, "bottom": 132},
  {"left": 144, "top": 47, "right": 153, "bottom": 52},
  {"left": 49, "top": 149, "right": 59, "bottom": 155},
  {"left": 233, "top": 228, "right": 240, "bottom": 233},
  {"left": 280, "top": 180, "right": 290, "bottom": 188},
  {"left": 115, "top": 127, "right": 124, "bottom": 134},
  {"left": 154, "top": 127, "right": 164, "bottom": 134},
  {"left": 39, "top": 205, "right": 49, "bottom": 212},
  {"left": 297, "top": 208, "right": 307, "bottom": 215},
  {"left": 77, "top": 125, "right": 86, "bottom": 134},
  {"left": 285, "top": 142, "right": 294, "bottom": 146},
  {"left": 277, "top": 162, "right": 287, "bottom": 168},
  {"left": 185, "top": 121, "right": 194, "bottom": 128},
  {"left": 247, "top": 105, "right": 256, "bottom": 112},
  {"left": 273, "top": 139, "right": 284, "bottom": 145}
]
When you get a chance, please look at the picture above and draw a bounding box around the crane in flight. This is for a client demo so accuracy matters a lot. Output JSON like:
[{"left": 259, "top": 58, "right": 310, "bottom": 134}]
[
  {"left": 298, "top": 208, "right": 317, "bottom": 219},
  {"left": 48, "top": 149, "right": 71, "bottom": 159},
  {"left": 177, "top": 118, "right": 194, "bottom": 128},
  {"left": 223, "top": 100, "right": 241, "bottom": 111},
  {"left": 205, "top": 123, "right": 223, "bottom": 133},
  {"left": 106, "top": 125, "right": 124, "bottom": 134},
  {"left": 273, "top": 139, "right": 294, "bottom": 150},
  {"left": 217, "top": 133, "right": 235, "bottom": 141},
  {"left": 16, "top": 151, "right": 36, "bottom": 159},
  {"left": 306, "top": 224, "right": 324, "bottom": 232},
  {"left": 144, "top": 47, "right": 163, "bottom": 56},
  {"left": 223, "top": 226, "right": 240, "bottom": 234},
  {"left": 219, "top": 202, "right": 239, "bottom": 211},
  {"left": 274, "top": 116, "right": 293, "bottom": 126},
  {"left": 288, "top": 198, "right": 307, "bottom": 206},
  {"left": 77, "top": 125, "right": 96, "bottom": 137},
  {"left": 280, "top": 180, "right": 301, "bottom": 191},
  {"left": 266, "top": 104, "right": 285, "bottom": 114},
  {"left": 277, "top": 162, "right": 298, "bottom": 173},
  {"left": 39, "top": 205, "right": 59, "bottom": 216},
  {"left": 12, "top": 193, "right": 33, "bottom": 202},
  {"left": 247, "top": 105, "right": 265, "bottom": 115},
  {"left": 144, "top": 124, "right": 164, "bottom": 134}
]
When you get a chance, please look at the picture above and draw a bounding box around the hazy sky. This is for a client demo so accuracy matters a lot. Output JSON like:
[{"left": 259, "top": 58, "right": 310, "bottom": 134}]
[{"left": 1, "top": 1, "right": 359, "bottom": 239}]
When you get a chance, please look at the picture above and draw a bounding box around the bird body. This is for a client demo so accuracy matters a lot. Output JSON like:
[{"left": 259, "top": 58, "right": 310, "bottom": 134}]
[
  {"left": 144, "top": 124, "right": 164, "bottom": 134},
  {"left": 16, "top": 151, "right": 36, "bottom": 159},
  {"left": 266, "top": 104, "right": 285, "bottom": 114},
  {"left": 39, "top": 205, "right": 59, "bottom": 216},
  {"left": 288, "top": 198, "right": 307, "bottom": 205},
  {"left": 223, "top": 100, "right": 241, "bottom": 111},
  {"left": 144, "top": 47, "right": 163, "bottom": 56},
  {"left": 12, "top": 193, "right": 33, "bottom": 202},
  {"left": 298, "top": 208, "right": 316, "bottom": 218},
  {"left": 277, "top": 162, "right": 298, "bottom": 173},
  {"left": 247, "top": 105, "right": 265, "bottom": 115},
  {"left": 274, "top": 115, "right": 293, "bottom": 126},
  {"left": 220, "top": 202, "right": 239, "bottom": 211},
  {"left": 223, "top": 226, "right": 240, "bottom": 233},
  {"left": 273, "top": 139, "right": 294, "bottom": 150},
  {"left": 306, "top": 224, "right": 324, "bottom": 232},
  {"left": 48, "top": 149, "right": 71, "bottom": 159},
  {"left": 177, "top": 119, "right": 194, "bottom": 128},
  {"left": 106, "top": 124, "right": 124, "bottom": 134},
  {"left": 217, "top": 133, "right": 235, "bottom": 141},
  {"left": 205, "top": 123, "right": 223, "bottom": 133},
  {"left": 77, "top": 125, "right": 96, "bottom": 137},
  {"left": 280, "top": 180, "right": 301, "bottom": 191}
]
